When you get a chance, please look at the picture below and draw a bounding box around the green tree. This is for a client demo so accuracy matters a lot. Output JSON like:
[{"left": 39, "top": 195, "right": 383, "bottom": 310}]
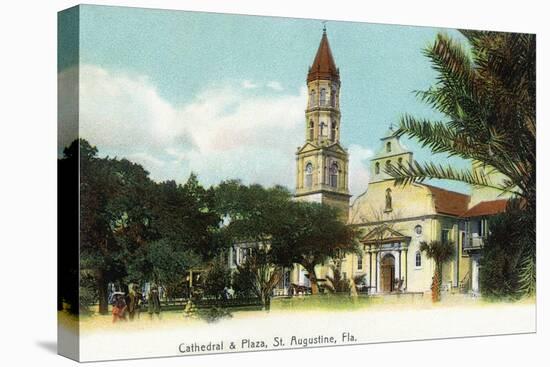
[
  {"left": 271, "top": 202, "right": 359, "bottom": 295},
  {"left": 420, "top": 240, "right": 455, "bottom": 302},
  {"left": 479, "top": 201, "right": 529, "bottom": 298},
  {"left": 236, "top": 248, "right": 282, "bottom": 310},
  {"left": 202, "top": 254, "right": 232, "bottom": 299},
  {"left": 386, "top": 31, "right": 536, "bottom": 296},
  {"left": 127, "top": 175, "right": 224, "bottom": 298},
  {"left": 213, "top": 180, "right": 292, "bottom": 244},
  {"left": 325, "top": 266, "right": 351, "bottom": 294},
  {"left": 76, "top": 139, "right": 224, "bottom": 314},
  {"left": 213, "top": 181, "right": 291, "bottom": 309},
  {"left": 78, "top": 139, "right": 156, "bottom": 314}
]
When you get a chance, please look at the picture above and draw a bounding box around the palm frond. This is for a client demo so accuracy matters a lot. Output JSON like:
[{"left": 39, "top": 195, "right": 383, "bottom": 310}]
[{"left": 385, "top": 160, "right": 522, "bottom": 196}]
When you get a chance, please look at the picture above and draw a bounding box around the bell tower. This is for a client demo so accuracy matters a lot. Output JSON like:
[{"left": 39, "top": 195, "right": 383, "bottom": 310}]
[{"left": 295, "top": 28, "right": 350, "bottom": 219}]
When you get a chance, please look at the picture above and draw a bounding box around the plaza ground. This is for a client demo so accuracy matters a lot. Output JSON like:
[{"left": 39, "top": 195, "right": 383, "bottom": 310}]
[{"left": 59, "top": 294, "right": 536, "bottom": 362}]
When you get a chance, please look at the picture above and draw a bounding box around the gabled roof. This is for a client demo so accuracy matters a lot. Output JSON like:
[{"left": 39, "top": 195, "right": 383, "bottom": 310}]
[
  {"left": 362, "top": 225, "right": 411, "bottom": 245},
  {"left": 461, "top": 199, "right": 508, "bottom": 218},
  {"left": 296, "top": 141, "right": 347, "bottom": 155},
  {"left": 307, "top": 30, "right": 340, "bottom": 83},
  {"left": 423, "top": 184, "right": 470, "bottom": 216},
  {"left": 296, "top": 142, "right": 319, "bottom": 154}
]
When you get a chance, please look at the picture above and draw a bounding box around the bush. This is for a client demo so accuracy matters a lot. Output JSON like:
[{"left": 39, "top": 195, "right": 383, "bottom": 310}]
[
  {"left": 201, "top": 254, "right": 232, "bottom": 299},
  {"left": 231, "top": 263, "right": 256, "bottom": 298},
  {"left": 79, "top": 273, "right": 98, "bottom": 314},
  {"left": 200, "top": 306, "right": 232, "bottom": 323},
  {"left": 325, "top": 267, "right": 351, "bottom": 294},
  {"left": 480, "top": 207, "right": 529, "bottom": 299}
]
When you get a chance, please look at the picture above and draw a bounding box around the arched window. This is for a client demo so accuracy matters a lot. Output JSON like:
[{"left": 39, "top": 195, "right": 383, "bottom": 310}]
[
  {"left": 319, "top": 122, "right": 326, "bottom": 137},
  {"left": 398, "top": 157, "right": 403, "bottom": 166},
  {"left": 385, "top": 160, "right": 391, "bottom": 171},
  {"left": 308, "top": 121, "right": 314, "bottom": 141},
  {"left": 305, "top": 163, "right": 313, "bottom": 188},
  {"left": 309, "top": 89, "right": 316, "bottom": 107},
  {"left": 385, "top": 188, "right": 392, "bottom": 212},
  {"left": 330, "top": 162, "right": 339, "bottom": 188},
  {"left": 375, "top": 162, "right": 380, "bottom": 174},
  {"left": 415, "top": 251, "right": 422, "bottom": 268},
  {"left": 320, "top": 88, "right": 326, "bottom": 106},
  {"left": 331, "top": 123, "right": 336, "bottom": 142},
  {"left": 331, "top": 88, "right": 337, "bottom": 106},
  {"left": 386, "top": 142, "right": 392, "bottom": 152}
]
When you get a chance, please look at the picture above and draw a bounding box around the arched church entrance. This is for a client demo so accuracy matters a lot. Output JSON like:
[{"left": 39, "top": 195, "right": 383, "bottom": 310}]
[{"left": 380, "top": 254, "right": 395, "bottom": 293}]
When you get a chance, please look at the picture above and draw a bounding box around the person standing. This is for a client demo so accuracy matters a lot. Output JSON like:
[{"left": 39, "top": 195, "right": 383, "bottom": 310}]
[
  {"left": 127, "top": 285, "right": 141, "bottom": 321},
  {"left": 147, "top": 285, "right": 161, "bottom": 320},
  {"left": 112, "top": 294, "right": 127, "bottom": 323}
]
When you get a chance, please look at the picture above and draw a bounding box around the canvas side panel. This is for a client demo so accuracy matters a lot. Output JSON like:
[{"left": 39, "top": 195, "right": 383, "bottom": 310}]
[{"left": 57, "top": 5, "right": 80, "bottom": 362}]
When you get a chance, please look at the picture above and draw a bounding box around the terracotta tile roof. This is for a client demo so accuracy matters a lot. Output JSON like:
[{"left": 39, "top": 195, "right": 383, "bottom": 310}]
[
  {"left": 307, "top": 30, "right": 340, "bottom": 82},
  {"left": 423, "top": 184, "right": 471, "bottom": 216},
  {"left": 461, "top": 199, "right": 508, "bottom": 218}
]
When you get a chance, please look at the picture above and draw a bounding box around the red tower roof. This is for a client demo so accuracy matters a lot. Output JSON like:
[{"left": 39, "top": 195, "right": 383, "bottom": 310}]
[{"left": 307, "top": 30, "right": 340, "bottom": 83}]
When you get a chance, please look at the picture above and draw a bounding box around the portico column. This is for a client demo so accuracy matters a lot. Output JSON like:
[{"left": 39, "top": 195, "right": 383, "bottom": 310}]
[
  {"left": 375, "top": 251, "right": 380, "bottom": 293},
  {"left": 368, "top": 248, "right": 373, "bottom": 291},
  {"left": 471, "top": 255, "right": 480, "bottom": 293},
  {"left": 403, "top": 248, "right": 408, "bottom": 290},
  {"left": 398, "top": 249, "right": 402, "bottom": 282}
]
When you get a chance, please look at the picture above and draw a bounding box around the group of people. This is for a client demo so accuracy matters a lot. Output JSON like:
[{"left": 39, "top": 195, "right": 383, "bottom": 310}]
[{"left": 110, "top": 284, "right": 162, "bottom": 323}]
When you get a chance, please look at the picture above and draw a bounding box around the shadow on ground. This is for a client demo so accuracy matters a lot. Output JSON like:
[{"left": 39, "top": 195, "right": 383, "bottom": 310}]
[{"left": 36, "top": 340, "right": 57, "bottom": 354}]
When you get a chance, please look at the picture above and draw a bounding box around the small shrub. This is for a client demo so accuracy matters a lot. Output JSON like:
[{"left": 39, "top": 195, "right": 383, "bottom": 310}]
[{"left": 200, "top": 306, "right": 232, "bottom": 323}]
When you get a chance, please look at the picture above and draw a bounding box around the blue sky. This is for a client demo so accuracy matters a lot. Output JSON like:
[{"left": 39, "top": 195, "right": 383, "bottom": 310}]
[{"left": 59, "top": 5, "right": 471, "bottom": 197}]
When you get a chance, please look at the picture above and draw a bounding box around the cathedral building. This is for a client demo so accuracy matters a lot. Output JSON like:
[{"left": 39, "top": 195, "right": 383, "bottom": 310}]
[
  {"left": 230, "top": 28, "right": 510, "bottom": 297},
  {"left": 290, "top": 29, "right": 511, "bottom": 296}
]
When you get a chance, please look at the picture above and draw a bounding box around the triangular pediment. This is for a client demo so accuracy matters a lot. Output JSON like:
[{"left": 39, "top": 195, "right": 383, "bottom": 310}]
[
  {"left": 325, "top": 142, "right": 347, "bottom": 154},
  {"left": 297, "top": 142, "right": 320, "bottom": 154},
  {"left": 362, "top": 225, "right": 411, "bottom": 244},
  {"left": 297, "top": 142, "right": 347, "bottom": 155}
]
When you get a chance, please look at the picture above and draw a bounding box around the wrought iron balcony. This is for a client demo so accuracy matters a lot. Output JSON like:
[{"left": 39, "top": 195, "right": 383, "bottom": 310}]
[{"left": 463, "top": 234, "right": 485, "bottom": 251}]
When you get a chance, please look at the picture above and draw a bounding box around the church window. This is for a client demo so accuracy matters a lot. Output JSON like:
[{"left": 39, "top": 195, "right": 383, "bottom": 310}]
[
  {"left": 320, "top": 122, "right": 326, "bottom": 136},
  {"left": 441, "top": 229, "right": 449, "bottom": 244},
  {"left": 309, "top": 121, "right": 314, "bottom": 141},
  {"left": 375, "top": 162, "right": 380, "bottom": 174},
  {"left": 385, "top": 188, "right": 392, "bottom": 212},
  {"left": 386, "top": 142, "right": 392, "bottom": 152},
  {"left": 331, "top": 88, "right": 337, "bottom": 106},
  {"left": 415, "top": 251, "right": 422, "bottom": 268},
  {"left": 330, "top": 162, "right": 339, "bottom": 188},
  {"left": 320, "top": 88, "right": 326, "bottom": 106},
  {"left": 305, "top": 163, "right": 313, "bottom": 188},
  {"left": 309, "top": 89, "right": 316, "bottom": 107},
  {"left": 357, "top": 254, "right": 363, "bottom": 270}
]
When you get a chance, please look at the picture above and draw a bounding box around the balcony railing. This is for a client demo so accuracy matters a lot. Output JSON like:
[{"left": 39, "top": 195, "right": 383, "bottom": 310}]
[{"left": 463, "top": 234, "right": 485, "bottom": 251}]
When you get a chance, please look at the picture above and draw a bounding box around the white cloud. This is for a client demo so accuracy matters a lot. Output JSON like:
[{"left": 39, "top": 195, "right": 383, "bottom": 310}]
[
  {"left": 267, "top": 81, "right": 284, "bottom": 91},
  {"left": 62, "top": 64, "right": 374, "bottom": 195},
  {"left": 241, "top": 80, "right": 257, "bottom": 89},
  {"left": 348, "top": 144, "right": 373, "bottom": 197}
]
